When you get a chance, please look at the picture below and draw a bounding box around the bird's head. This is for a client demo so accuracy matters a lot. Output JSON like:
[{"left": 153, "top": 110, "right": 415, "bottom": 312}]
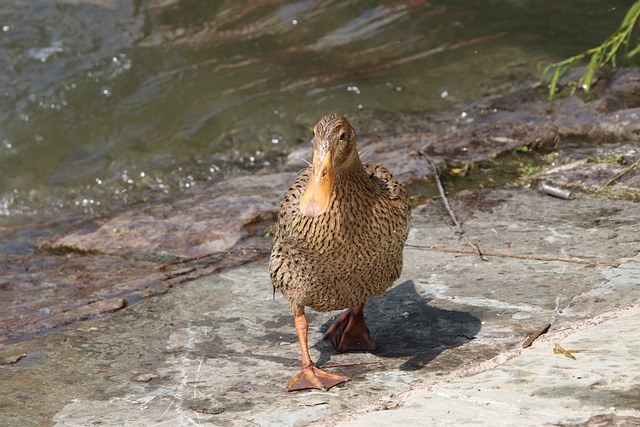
[{"left": 299, "top": 114, "right": 358, "bottom": 217}]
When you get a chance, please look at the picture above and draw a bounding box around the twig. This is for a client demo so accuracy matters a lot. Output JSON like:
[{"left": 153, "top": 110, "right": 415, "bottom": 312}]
[
  {"left": 159, "top": 253, "right": 222, "bottom": 271},
  {"left": 604, "top": 157, "right": 640, "bottom": 187},
  {"left": 522, "top": 323, "right": 552, "bottom": 348},
  {"left": 159, "top": 248, "right": 270, "bottom": 271},
  {"left": 320, "top": 361, "right": 381, "bottom": 369},
  {"left": 426, "top": 157, "right": 487, "bottom": 261},
  {"left": 404, "top": 244, "right": 640, "bottom": 265}
]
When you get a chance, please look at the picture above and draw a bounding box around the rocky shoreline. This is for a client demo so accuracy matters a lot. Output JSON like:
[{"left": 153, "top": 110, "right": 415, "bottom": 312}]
[
  {"left": 1, "top": 68, "right": 638, "bottom": 345},
  {"left": 1, "top": 68, "right": 640, "bottom": 426}
]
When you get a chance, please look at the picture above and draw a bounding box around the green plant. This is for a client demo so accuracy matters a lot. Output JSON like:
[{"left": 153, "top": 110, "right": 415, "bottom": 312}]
[
  {"left": 536, "top": 1, "right": 640, "bottom": 100},
  {"left": 258, "top": 223, "right": 278, "bottom": 238},
  {"left": 519, "top": 162, "right": 541, "bottom": 176},
  {"left": 586, "top": 154, "right": 624, "bottom": 164}
]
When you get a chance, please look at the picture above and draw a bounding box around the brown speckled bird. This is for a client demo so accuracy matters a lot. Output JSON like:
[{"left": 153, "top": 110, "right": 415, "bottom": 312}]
[{"left": 270, "top": 114, "right": 411, "bottom": 392}]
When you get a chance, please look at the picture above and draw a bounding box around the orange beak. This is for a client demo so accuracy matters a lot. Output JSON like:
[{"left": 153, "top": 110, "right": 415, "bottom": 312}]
[{"left": 300, "top": 150, "right": 334, "bottom": 217}]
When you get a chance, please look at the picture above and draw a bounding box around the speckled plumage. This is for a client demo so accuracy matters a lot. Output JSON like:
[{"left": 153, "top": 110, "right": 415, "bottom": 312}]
[{"left": 269, "top": 114, "right": 411, "bottom": 316}]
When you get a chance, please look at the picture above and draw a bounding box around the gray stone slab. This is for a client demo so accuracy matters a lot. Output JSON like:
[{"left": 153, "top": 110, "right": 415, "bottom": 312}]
[
  {"left": 335, "top": 303, "right": 640, "bottom": 427},
  {"left": 1, "top": 188, "right": 639, "bottom": 426}
]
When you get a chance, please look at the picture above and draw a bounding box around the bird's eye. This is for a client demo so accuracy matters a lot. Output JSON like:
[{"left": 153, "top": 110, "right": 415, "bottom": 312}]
[{"left": 339, "top": 132, "right": 346, "bottom": 142}]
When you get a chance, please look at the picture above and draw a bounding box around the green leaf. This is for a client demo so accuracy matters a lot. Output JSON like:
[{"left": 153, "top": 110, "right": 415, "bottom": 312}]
[
  {"left": 535, "top": 0, "right": 640, "bottom": 101},
  {"left": 549, "top": 67, "right": 560, "bottom": 99},
  {"left": 621, "top": 1, "right": 640, "bottom": 28},
  {"left": 626, "top": 42, "right": 640, "bottom": 58},
  {"left": 584, "top": 51, "right": 602, "bottom": 91}
]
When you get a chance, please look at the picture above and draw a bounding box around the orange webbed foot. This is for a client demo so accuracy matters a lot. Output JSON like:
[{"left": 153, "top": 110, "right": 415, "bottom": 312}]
[
  {"left": 286, "top": 365, "right": 348, "bottom": 392},
  {"left": 323, "top": 304, "right": 376, "bottom": 353}
]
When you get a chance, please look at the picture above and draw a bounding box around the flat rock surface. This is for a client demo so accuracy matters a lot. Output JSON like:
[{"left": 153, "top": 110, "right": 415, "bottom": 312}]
[
  {"left": 2, "top": 187, "right": 639, "bottom": 426},
  {"left": 3, "top": 68, "right": 640, "bottom": 344},
  {"left": 337, "top": 303, "right": 640, "bottom": 427},
  {"left": 2, "top": 68, "right": 640, "bottom": 425}
]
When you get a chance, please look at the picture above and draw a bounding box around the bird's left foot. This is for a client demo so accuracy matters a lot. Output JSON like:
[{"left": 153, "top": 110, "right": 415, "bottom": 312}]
[
  {"left": 323, "top": 304, "right": 376, "bottom": 353},
  {"left": 286, "top": 365, "right": 348, "bottom": 392}
]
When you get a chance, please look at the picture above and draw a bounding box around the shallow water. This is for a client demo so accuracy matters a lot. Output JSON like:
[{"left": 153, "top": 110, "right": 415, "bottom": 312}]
[{"left": 0, "top": 0, "right": 635, "bottom": 222}]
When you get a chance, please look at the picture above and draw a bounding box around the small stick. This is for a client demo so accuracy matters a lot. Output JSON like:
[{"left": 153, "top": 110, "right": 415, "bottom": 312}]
[
  {"left": 604, "top": 157, "right": 640, "bottom": 187},
  {"left": 159, "top": 248, "right": 271, "bottom": 271},
  {"left": 404, "top": 244, "right": 640, "bottom": 266},
  {"left": 160, "top": 253, "right": 222, "bottom": 271},
  {"left": 426, "top": 157, "right": 487, "bottom": 261},
  {"left": 320, "top": 361, "right": 381, "bottom": 369},
  {"left": 522, "top": 323, "right": 551, "bottom": 348}
]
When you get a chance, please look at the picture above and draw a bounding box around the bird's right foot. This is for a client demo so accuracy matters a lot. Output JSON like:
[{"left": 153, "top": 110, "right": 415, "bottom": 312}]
[{"left": 323, "top": 305, "right": 376, "bottom": 353}]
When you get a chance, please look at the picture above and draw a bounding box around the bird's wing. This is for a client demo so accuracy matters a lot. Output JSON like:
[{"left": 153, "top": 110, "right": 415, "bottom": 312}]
[
  {"left": 270, "top": 167, "right": 311, "bottom": 297},
  {"left": 277, "top": 168, "right": 311, "bottom": 225},
  {"left": 364, "top": 163, "right": 408, "bottom": 203}
]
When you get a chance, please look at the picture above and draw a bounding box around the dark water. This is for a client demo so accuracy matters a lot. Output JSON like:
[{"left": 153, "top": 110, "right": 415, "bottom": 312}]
[{"left": 0, "top": 0, "right": 634, "bottom": 222}]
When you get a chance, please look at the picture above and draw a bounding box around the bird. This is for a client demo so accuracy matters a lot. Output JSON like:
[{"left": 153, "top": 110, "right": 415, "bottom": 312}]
[{"left": 269, "top": 114, "right": 411, "bottom": 392}]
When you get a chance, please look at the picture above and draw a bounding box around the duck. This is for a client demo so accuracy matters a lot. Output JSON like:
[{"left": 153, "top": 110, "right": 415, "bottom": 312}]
[{"left": 269, "top": 114, "right": 411, "bottom": 392}]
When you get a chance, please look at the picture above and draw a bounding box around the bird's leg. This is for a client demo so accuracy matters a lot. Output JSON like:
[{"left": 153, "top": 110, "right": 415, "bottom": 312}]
[
  {"left": 286, "top": 312, "right": 348, "bottom": 392},
  {"left": 323, "top": 303, "right": 376, "bottom": 353}
]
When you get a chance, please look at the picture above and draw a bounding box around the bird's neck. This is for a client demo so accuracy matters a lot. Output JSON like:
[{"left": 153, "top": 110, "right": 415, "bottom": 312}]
[
  {"left": 334, "top": 152, "right": 377, "bottom": 194},
  {"left": 336, "top": 150, "right": 364, "bottom": 176}
]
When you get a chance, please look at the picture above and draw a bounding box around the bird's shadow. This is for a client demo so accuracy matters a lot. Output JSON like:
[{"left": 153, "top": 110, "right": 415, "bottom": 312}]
[{"left": 314, "top": 280, "right": 481, "bottom": 371}]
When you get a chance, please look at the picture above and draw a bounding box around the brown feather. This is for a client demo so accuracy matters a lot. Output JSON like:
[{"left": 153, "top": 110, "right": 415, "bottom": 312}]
[{"left": 270, "top": 115, "right": 411, "bottom": 316}]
